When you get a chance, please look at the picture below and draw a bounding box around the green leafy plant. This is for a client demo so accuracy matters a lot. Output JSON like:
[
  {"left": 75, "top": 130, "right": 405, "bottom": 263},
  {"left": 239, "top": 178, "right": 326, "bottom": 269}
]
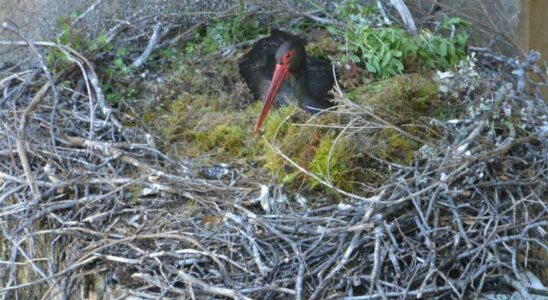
[
  {"left": 46, "top": 14, "right": 110, "bottom": 71},
  {"left": 46, "top": 13, "right": 128, "bottom": 104},
  {"left": 327, "top": 1, "right": 469, "bottom": 78},
  {"left": 415, "top": 17, "right": 469, "bottom": 69},
  {"left": 185, "top": 13, "right": 262, "bottom": 55},
  {"left": 101, "top": 47, "right": 137, "bottom": 105}
]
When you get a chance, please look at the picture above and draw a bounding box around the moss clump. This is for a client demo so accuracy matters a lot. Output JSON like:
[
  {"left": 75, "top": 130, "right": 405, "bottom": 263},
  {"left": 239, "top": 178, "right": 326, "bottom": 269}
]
[
  {"left": 137, "top": 38, "right": 265, "bottom": 162},
  {"left": 349, "top": 73, "right": 440, "bottom": 123},
  {"left": 262, "top": 105, "right": 299, "bottom": 142},
  {"left": 335, "top": 73, "right": 442, "bottom": 174},
  {"left": 260, "top": 105, "right": 305, "bottom": 179},
  {"left": 338, "top": 73, "right": 441, "bottom": 170},
  {"left": 258, "top": 105, "right": 361, "bottom": 193},
  {"left": 151, "top": 95, "right": 256, "bottom": 159},
  {"left": 309, "top": 133, "right": 352, "bottom": 191},
  {"left": 375, "top": 128, "right": 418, "bottom": 165},
  {"left": 195, "top": 124, "right": 249, "bottom": 157},
  {"left": 156, "top": 96, "right": 198, "bottom": 143},
  {"left": 305, "top": 36, "right": 338, "bottom": 60}
]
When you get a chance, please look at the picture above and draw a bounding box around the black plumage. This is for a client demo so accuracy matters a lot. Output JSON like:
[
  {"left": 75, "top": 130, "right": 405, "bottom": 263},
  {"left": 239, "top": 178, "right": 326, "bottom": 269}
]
[{"left": 239, "top": 29, "right": 335, "bottom": 112}]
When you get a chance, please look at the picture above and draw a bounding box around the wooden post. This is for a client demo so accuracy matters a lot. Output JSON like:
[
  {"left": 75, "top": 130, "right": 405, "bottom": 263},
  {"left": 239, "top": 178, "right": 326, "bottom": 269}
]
[
  {"left": 519, "top": 0, "right": 548, "bottom": 101},
  {"left": 520, "top": 1, "right": 547, "bottom": 283}
]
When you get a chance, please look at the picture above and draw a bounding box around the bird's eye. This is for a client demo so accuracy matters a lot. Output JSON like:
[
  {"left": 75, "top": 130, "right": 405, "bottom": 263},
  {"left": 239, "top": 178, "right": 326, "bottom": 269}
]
[{"left": 282, "top": 51, "right": 293, "bottom": 65}]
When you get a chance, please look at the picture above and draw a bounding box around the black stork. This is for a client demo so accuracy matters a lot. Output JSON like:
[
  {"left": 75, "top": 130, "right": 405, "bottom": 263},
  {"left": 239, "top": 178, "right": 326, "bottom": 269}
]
[{"left": 239, "top": 29, "right": 336, "bottom": 132}]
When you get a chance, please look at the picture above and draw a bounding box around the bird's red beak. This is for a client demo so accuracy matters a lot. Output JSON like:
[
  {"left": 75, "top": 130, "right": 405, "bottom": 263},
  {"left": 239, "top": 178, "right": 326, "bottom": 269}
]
[{"left": 253, "top": 63, "right": 290, "bottom": 133}]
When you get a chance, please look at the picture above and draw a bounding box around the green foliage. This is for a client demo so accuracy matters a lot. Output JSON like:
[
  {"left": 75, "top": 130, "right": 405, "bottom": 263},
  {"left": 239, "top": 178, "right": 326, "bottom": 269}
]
[
  {"left": 415, "top": 24, "right": 469, "bottom": 69},
  {"left": 47, "top": 14, "right": 110, "bottom": 71},
  {"left": 45, "top": 48, "right": 70, "bottom": 71},
  {"left": 186, "top": 15, "right": 263, "bottom": 55},
  {"left": 209, "top": 15, "right": 258, "bottom": 49},
  {"left": 333, "top": 1, "right": 384, "bottom": 27},
  {"left": 46, "top": 13, "right": 131, "bottom": 105},
  {"left": 327, "top": 0, "right": 469, "bottom": 78},
  {"left": 157, "top": 48, "right": 177, "bottom": 61},
  {"left": 55, "top": 14, "right": 110, "bottom": 52},
  {"left": 101, "top": 47, "right": 135, "bottom": 105}
]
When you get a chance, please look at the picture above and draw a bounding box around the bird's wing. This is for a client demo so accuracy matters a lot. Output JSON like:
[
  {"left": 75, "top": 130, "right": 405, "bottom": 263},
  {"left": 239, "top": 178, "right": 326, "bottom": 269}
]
[
  {"left": 306, "top": 56, "right": 336, "bottom": 102},
  {"left": 239, "top": 32, "right": 287, "bottom": 100}
]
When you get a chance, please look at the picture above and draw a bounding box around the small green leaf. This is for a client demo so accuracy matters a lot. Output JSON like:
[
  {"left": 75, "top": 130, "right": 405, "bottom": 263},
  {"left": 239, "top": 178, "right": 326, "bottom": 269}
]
[
  {"left": 117, "top": 47, "right": 129, "bottom": 56},
  {"left": 393, "top": 59, "right": 404, "bottom": 72},
  {"left": 373, "top": 57, "right": 380, "bottom": 73},
  {"left": 391, "top": 50, "right": 402, "bottom": 57},
  {"left": 113, "top": 58, "right": 125, "bottom": 68},
  {"left": 448, "top": 17, "right": 462, "bottom": 25},
  {"left": 350, "top": 54, "right": 360, "bottom": 63},
  {"left": 381, "top": 52, "right": 392, "bottom": 67},
  {"left": 327, "top": 26, "right": 338, "bottom": 35},
  {"left": 438, "top": 42, "right": 447, "bottom": 56},
  {"left": 448, "top": 43, "right": 456, "bottom": 57},
  {"left": 457, "top": 34, "right": 468, "bottom": 45}
]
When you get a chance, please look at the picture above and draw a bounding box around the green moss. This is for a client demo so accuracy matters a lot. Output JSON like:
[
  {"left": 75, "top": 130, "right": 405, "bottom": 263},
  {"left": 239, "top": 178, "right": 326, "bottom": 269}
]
[
  {"left": 196, "top": 124, "right": 248, "bottom": 156},
  {"left": 305, "top": 36, "right": 338, "bottom": 60},
  {"left": 309, "top": 134, "right": 352, "bottom": 191},
  {"left": 350, "top": 73, "right": 440, "bottom": 123},
  {"left": 343, "top": 74, "right": 440, "bottom": 168},
  {"left": 257, "top": 106, "right": 362, "bottom": 193},
  {"left": 260, "top": 105, "right": 310, "bottom": 180},
  {"left": 127, "top": 185, "right": 144, "bottom": 205},
  {"left": 375, "top": 128, "right": 417, "bottom": 165},
  {"left": 262, "top": 105, "right": 299, "bottom": 142}
]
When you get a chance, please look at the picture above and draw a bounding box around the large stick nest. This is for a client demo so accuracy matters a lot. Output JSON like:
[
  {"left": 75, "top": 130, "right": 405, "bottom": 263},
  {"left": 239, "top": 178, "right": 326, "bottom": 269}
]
[{"left": 0, "top": 2, "right": 547, "bottom": 300}]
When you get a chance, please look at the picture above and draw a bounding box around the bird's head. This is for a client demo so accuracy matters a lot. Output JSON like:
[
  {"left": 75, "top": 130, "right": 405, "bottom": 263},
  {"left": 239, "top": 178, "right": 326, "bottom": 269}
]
[
  {"left": 274, "top": 41, "right": 305, "bottom": 73},
  {"left": 254, "top": 41, "right": 306, "bottom": 132}
]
